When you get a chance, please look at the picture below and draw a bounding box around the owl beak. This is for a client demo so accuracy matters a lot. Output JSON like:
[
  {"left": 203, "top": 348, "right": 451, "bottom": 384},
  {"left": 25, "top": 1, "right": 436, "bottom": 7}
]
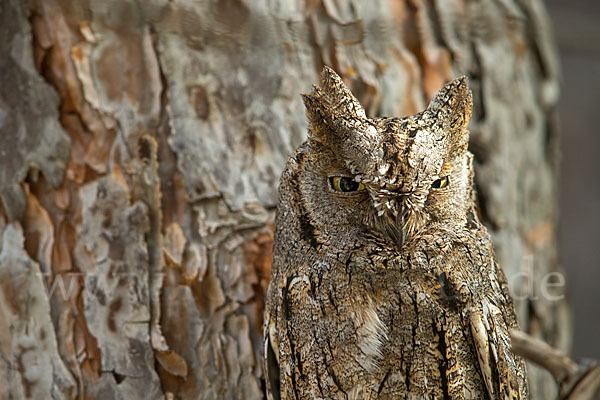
[
  {"left": 376, "top": 207, "right": 404, "bottom": 251},
  {"left": 398, "top": 213, "right": 406, "bottom": 249}
]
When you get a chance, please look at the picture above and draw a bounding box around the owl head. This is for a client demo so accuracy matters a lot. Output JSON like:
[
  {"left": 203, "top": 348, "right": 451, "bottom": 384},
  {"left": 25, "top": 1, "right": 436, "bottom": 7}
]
[{"left": 293, "top": 66, "right": 475, "bottom": 250}]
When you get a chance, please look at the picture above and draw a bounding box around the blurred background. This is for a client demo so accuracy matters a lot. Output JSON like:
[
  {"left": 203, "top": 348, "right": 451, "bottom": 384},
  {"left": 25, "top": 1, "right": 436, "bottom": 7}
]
[{"left": 545, "top": 0, "right": 600, "bottom": 358}]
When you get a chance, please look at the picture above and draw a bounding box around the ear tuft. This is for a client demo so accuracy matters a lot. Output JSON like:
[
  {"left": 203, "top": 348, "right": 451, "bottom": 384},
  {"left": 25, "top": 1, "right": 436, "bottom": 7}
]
[
  {"left": 319, "top": 66, "right": 366, "bottom": 119},
  {"left": 428, "top": 75, "right": 473, "bottom": 141},
  {"left": 301, "top": 66, "right": 367, "bottom": 140},
  {"left": 301, "top": 84, "right": 330, "bottom": 139},
  {"left": 320, "top": 66, "right": 348, "bottom": 100},
  {"left": 301, "top": 93, "right": 325, "bottom": 137}
]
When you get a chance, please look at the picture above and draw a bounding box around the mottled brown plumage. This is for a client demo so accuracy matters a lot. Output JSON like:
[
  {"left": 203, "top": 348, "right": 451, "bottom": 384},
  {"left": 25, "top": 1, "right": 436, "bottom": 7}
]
[{"left": 264, "top": 67, "right": 527, "bottom": 399}]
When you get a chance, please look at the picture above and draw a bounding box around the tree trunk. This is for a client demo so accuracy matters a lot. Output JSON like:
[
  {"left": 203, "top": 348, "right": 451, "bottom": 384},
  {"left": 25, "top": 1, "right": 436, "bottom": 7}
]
[{"left": 0, "top": 0, "right": 568, "bottom": 399}]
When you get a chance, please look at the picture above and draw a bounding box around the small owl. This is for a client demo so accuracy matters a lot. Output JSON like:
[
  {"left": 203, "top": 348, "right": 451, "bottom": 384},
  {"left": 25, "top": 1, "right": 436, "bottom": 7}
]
[{"left": 264, "top": 67, "right": 527, "bottom": 399}]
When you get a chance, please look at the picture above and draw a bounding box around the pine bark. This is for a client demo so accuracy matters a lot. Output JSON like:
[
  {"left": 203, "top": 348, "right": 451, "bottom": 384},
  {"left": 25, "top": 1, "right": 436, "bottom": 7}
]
[{"left": 0, "top": 0, "right": 568, "bottom": 399}]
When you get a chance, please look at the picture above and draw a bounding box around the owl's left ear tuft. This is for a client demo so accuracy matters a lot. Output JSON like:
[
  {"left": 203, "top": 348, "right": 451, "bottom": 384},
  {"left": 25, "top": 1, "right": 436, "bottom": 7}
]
[{"left": 428, "top": 75, "right": 473, "bottom": 142}]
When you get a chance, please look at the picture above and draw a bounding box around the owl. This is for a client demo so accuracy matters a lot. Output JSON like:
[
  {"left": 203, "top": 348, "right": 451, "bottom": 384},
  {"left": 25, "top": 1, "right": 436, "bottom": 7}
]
[{"left": 264, "top": 67, "right": 527, "bottom": 399}]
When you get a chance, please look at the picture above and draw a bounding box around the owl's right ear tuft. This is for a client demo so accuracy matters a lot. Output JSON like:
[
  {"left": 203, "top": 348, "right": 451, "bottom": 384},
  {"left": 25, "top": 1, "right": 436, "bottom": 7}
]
[
  {"left": 301, "top": 92, "right": 326, "bottom": 140},
  {"left": 301, "top": 92, "right": 320, "bottom": 124},
  {"left": 301, "top": 82, "right": 335, "bottom": 142},
  {"left": 302, "top": 67, "right": 367, "bottom": 143}
]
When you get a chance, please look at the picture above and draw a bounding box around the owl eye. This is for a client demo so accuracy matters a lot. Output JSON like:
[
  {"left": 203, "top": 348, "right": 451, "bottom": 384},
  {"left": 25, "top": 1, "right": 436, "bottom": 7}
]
[
  {"left": 431, "top": 176, "right": 450, "bottom": 189},
  {"left": 330, "top": 176, "right": 365, "bottom": 193}
]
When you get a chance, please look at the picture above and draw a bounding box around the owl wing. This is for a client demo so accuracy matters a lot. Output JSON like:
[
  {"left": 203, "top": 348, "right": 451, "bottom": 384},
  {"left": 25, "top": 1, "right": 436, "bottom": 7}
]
[
  {"left": 264, "top": 297, "right": 281, "bottom": 400},
  {"left": 469, "top": 302, "right": 522, "bottom": 400},
  {"left": 264, "top": 325, "right": 281, "bottom": 400},
  {"left": 468, "top": 260, "right": 526, "bottom": 400}
]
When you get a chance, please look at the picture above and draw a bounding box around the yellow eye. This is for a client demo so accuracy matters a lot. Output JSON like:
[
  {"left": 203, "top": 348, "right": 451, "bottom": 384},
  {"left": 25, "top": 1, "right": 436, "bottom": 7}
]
[
  {"left": 431, "top": 176, "right": 450, "bottom": 189},
  {"left": 330, "top": 176, "right": 365, "bottom": 193}
]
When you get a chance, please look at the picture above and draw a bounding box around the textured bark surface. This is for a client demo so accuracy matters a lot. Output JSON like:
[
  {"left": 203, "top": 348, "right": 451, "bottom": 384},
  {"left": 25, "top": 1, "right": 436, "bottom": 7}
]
[{"left": 0, "top": 0, "right": 567, "bottom": 399}]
